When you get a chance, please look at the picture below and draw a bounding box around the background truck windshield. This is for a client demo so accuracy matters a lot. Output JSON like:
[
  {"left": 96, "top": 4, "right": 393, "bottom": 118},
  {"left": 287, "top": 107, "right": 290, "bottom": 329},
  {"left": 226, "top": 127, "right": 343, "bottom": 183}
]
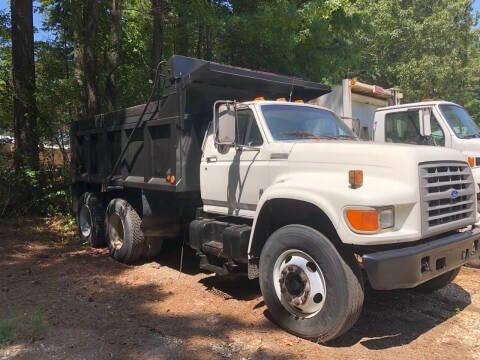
[
  {"left": 261, "top": 104, "right": 355, "bottom": 141},
  {"left": 440, "top": 104, "right": 480, "bottom": 139}
]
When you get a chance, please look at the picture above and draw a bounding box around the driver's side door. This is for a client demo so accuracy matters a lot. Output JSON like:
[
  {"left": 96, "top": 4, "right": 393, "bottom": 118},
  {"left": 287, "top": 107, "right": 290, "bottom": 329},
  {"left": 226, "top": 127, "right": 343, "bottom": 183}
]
[{"left": 200, "top": 106, "right": 268, "bottom": 217}]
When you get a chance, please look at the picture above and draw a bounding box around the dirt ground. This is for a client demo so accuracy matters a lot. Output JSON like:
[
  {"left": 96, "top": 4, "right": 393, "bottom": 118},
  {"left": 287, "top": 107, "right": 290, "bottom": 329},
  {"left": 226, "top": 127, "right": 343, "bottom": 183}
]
[{"left": 0, "top": 217, "right": 479, "bottom": 360}]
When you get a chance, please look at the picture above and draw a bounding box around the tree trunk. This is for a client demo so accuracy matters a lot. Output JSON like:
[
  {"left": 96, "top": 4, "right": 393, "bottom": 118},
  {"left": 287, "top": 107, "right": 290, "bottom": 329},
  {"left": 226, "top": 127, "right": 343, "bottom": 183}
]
[
  {"left": 11, "top": 0, "right": 39, "bottom": 171},
  {"left": 177, "top": 2, "right": 190, "bottom": 56},
  {"left": 205, "top": 25, "right": 212, "bottom": 61},
  {"left": 151, "top": 0, "right": 164, "bottom": 80},
  {"left": 107, "top": 0, "right": 122, "bottom": 112},
  {"left": 71, "top": 0, "right": 100, "bottom": 120},
  {"left": 83, "top": 0, "right": 100, "bottom": 119},
  {"left": 196, "top": 23, "right": 204, "bottom": 59},
  {"left": 72, "top": 1, "right": 85, "bottom": 118}
]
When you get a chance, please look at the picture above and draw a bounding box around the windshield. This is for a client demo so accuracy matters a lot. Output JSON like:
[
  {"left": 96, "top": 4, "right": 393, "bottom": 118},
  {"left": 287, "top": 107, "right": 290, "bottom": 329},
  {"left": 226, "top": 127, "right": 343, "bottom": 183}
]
[
  {"left": 439, "top": 104, "right": 480, "bottom": 139},
  {"left": 260, "top": 104, "right": 355, "bottom": 141}
]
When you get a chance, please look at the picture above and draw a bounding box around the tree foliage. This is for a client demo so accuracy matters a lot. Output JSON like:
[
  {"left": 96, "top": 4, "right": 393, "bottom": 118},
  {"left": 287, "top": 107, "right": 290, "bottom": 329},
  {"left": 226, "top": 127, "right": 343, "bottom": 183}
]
[
  {"left": 354, "top": 0, "right": 480, "bottom": 104},
  {"left": 0, "top": 0, "right": 479, "bottom": 216}
]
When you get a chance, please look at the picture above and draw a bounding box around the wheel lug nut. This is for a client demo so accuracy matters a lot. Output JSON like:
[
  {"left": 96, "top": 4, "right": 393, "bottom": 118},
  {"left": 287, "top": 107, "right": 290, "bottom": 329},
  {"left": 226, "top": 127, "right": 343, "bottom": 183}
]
[{"left": 313, "top": 293, "right": 323, "bottom": 303}]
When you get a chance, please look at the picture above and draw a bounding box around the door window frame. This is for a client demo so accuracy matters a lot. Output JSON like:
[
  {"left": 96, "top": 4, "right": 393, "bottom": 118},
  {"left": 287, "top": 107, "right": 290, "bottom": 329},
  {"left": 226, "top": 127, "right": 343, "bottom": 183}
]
[
  {"left": 232, "top": 105, "right": 266, "bottom": 150},
  {"left": 384, "top": 109, "right": 422, "bottom": 144}
]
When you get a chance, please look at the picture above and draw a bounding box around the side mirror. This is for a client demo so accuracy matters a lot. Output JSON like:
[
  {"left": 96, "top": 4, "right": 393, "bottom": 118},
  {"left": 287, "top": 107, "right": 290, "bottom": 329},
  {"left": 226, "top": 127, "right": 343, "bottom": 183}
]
[
  {"left": 421, "top": 108, "right": 432, "bottom": 137},
  {"left": 214, "top": 101, "right": 236, "bottom": 146}
]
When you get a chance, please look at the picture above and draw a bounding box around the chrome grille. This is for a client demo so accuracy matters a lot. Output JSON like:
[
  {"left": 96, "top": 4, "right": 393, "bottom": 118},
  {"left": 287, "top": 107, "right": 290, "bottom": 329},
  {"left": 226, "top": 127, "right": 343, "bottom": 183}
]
[{"left": 419, "top": 162, "right": 476, "bottom": 237}]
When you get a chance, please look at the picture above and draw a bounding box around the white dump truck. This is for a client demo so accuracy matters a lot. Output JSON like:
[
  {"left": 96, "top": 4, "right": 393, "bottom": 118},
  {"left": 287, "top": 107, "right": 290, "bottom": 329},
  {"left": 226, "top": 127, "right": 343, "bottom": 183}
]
[{"left": 72, "top": 56, "right": 480, "bottom": 342}]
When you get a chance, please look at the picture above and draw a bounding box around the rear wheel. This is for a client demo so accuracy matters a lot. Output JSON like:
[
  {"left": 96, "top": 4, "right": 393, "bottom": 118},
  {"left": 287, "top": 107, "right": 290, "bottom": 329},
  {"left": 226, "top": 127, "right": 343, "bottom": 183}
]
[
  {"left": 414, "top": 267, "right": 461, "bottom": 293},
  {"left": 77, "top": 192, "right": 105, "bottom": 247},
  {"left": 105, "top": 198, "right": 145, "bottom": 264},
  {"left": 259, "top": 225, "right": 364, "bottom": 342}
]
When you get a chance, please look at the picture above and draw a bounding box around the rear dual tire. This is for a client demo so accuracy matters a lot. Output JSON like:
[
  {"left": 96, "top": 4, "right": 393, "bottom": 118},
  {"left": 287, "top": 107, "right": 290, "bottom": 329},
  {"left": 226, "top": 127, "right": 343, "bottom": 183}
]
[
  {"left": 259, "top": 225, "right": 364, "bottom": 342},
  {"left": 77, "top": 192, "right": 105, "bottom": 248},
  {"left": 105, "top": 198, "right": 146, "bottom": 264},
  {"left": 76, "top": 192, "right": 164, "bottom": 264}
]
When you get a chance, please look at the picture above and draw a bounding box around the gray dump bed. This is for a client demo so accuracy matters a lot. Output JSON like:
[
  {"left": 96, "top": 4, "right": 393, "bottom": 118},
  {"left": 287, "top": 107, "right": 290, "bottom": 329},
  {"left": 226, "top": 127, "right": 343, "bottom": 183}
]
[{"left": 71, "top": 55, "right": 331, "bottom": 193}]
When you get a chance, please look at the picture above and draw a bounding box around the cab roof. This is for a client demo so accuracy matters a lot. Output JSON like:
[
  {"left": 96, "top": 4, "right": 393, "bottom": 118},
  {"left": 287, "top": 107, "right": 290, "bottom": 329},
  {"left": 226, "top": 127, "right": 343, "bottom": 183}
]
[
  {"left": 243, "top": 100, "right": 334, "bottom": 112},
  {"left": 377, "top": 100, "right": 460, "bottom": 112}
]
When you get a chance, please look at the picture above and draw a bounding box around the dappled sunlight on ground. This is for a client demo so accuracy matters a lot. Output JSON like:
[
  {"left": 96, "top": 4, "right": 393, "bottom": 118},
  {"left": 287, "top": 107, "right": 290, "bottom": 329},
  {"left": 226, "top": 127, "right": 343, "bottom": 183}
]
[{"left": 0, "top": 217, "right": 480, "bottom": 359}]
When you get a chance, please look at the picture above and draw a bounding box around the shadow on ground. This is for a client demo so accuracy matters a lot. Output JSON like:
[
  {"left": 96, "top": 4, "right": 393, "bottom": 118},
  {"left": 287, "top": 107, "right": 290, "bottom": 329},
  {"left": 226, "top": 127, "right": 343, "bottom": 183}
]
[
  {"left": 0, "top": 218, "right": 289, "bottom": 359},
  {"left": 329, "top": 283, "right": 471, "bottom": 349},
  {"left": 0, "top": 217, "right": 474, "bottom": 358},
  {"left": 156, "top": 236, "right": 472, "bottom": 350}
]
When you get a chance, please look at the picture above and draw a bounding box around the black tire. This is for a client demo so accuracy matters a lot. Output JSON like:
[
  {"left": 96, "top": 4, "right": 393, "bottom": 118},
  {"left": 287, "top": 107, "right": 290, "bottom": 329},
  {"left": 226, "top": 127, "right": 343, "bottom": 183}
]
[
  {"left": 259, "top": 225, "right": 364, "bottom": 342},
  {"left": 105, "top": 198, "right": 145, "bottom": 264},
  {"left": 143, "top": 237, "right": 164, "bottom": 260},
  {"left": 76, "top": 192, "right": 105, "bottom": 247},
  {"left": 414, "top": 267, "right": 461, "bottom": 293}
]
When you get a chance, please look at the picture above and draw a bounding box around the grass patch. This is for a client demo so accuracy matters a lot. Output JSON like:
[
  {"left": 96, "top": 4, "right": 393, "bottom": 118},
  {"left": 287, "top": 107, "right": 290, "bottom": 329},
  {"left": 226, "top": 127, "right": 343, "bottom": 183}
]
[
  {"left": 0, "top": 307, "right": 48, "bottom": 348},
  {"left": 0, "top": 319, "right": 15, "bottom": 348},
  {"left": 22, "top": 309, "right": 47, "bottom": 340}
]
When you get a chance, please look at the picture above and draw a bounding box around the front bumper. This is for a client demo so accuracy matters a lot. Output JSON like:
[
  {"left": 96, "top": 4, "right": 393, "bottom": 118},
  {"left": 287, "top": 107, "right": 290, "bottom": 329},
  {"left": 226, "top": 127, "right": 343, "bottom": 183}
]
[{"left": 362, "top": 227, "right": 480, "bottom": 290}]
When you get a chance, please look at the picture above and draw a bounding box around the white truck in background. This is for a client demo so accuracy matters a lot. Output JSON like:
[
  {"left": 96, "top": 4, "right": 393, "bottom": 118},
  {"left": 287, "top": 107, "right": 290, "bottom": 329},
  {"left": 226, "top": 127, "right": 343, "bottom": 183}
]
[
  {"left": 373, "top": 101, "right": 480, "bottom": 268},
  {"left": 314, "top": 78, "right": 403, "bottom": 140}
]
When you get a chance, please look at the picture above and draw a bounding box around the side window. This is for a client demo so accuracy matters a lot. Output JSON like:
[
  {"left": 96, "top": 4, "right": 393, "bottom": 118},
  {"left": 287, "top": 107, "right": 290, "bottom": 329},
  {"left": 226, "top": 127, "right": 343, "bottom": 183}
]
[
  {"left": 385, "top": 110, "right": 422, "bottom": 144},
  {"left": 430, "top": 114, "right": 445, "bottom": 146},
  {"left": 236, "top": 108, "right": 263, "bottom": 146}
]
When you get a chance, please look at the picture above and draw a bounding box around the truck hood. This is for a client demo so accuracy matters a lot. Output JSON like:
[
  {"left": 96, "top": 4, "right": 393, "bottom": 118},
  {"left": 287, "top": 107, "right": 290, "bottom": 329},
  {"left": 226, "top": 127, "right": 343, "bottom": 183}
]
[
  {"left": 287, "top": 141, "right": 468, "bottom": 167},
  {"left": 454, "top": 138, "right": 480, "bottom": 155}
]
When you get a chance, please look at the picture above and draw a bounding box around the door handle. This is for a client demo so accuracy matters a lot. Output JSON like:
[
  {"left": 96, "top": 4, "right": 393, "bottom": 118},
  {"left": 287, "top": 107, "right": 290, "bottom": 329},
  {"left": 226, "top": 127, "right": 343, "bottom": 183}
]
[{"left": 206, "top": 156, "right": 217, "bottom": 163}]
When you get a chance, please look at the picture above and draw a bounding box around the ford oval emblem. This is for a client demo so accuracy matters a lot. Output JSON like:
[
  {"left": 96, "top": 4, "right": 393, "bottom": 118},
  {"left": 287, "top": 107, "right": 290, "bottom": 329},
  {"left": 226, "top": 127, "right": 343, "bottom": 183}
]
[{"left": 450, "top": 190, "right": 459, "bottom": 199}]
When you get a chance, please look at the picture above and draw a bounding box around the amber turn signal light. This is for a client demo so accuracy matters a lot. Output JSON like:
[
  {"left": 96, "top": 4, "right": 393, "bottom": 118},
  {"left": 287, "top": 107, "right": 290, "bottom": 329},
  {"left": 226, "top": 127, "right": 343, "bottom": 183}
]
[
  {"left": 345, "top": 209, "right": 379, "bottom": 233},
  {"left": 349, "top": 170, "right": 363, "bottom": 188},
  {"left": 468, "top": 156, "right": 475, "bottom": 168}
]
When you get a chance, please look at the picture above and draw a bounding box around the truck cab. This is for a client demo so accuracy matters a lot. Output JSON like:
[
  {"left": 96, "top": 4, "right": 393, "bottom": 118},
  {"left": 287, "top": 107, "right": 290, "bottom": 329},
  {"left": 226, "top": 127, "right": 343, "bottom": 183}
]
[{"left": 373, "top": 101, "right": 480, "bottom": 196}]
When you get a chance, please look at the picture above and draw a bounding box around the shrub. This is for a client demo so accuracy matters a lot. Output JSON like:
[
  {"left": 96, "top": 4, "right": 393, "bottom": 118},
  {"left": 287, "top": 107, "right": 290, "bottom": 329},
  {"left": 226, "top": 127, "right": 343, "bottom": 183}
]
[{"left": 0, "top": 150, "right": 71, "bottom": 217}]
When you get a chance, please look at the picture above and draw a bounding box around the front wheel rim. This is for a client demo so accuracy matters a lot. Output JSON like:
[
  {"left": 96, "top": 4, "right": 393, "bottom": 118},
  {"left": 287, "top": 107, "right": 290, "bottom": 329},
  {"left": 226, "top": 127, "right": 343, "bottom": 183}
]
[
  {"left": 273, "top": 249, "right": 327, "bottom": 318},
  {"left": 108, "top": 213, "right": 124, "bottom": 250}
]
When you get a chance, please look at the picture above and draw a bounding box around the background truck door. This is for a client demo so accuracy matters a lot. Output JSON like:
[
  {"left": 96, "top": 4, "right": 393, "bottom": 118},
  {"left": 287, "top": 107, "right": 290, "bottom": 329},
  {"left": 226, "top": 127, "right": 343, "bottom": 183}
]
[{"left": 381, "top": 108, "right": 447, "bottom": 146}]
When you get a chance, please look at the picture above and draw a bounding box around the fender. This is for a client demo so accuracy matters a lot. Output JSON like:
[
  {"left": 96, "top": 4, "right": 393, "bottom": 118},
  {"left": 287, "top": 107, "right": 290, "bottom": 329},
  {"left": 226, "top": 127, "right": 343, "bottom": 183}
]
[
  {"left": 247, "top": 180, "right": 341, "bottom": 257},
  {"left": 247, "top": 169, "right": 419, "bottom": 257}
]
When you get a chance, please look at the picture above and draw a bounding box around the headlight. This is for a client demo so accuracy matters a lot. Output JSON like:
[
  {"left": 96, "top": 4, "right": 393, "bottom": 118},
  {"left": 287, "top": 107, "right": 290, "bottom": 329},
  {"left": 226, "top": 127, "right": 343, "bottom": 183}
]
[
  {"left": 378, "top": 207, "right": 394, "bottom": 229},
  {"left": 345, "top": 206, "right": 394, "bottom": 234}
]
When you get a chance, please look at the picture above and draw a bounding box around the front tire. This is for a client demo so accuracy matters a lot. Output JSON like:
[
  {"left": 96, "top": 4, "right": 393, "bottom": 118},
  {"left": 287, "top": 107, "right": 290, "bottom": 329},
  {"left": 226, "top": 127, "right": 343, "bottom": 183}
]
[
  {"left": 259, "top": 225, "right": 364, "bottom": 342},
  {"left": 77, "top": 192, "right": 105, "bottom": 247},
  {"left": 414, "top": 267, "right": 460, "bottom": 293},
  {"left": 105, "top": 198, "right": 145, "bottom": 264}
]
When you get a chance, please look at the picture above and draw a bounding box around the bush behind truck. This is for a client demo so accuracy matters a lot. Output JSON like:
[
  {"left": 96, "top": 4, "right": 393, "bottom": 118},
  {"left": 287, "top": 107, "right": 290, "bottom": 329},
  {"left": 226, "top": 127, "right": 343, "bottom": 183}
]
[{"left": 71, "top": 55, "right": 480, "bottom": 342}]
